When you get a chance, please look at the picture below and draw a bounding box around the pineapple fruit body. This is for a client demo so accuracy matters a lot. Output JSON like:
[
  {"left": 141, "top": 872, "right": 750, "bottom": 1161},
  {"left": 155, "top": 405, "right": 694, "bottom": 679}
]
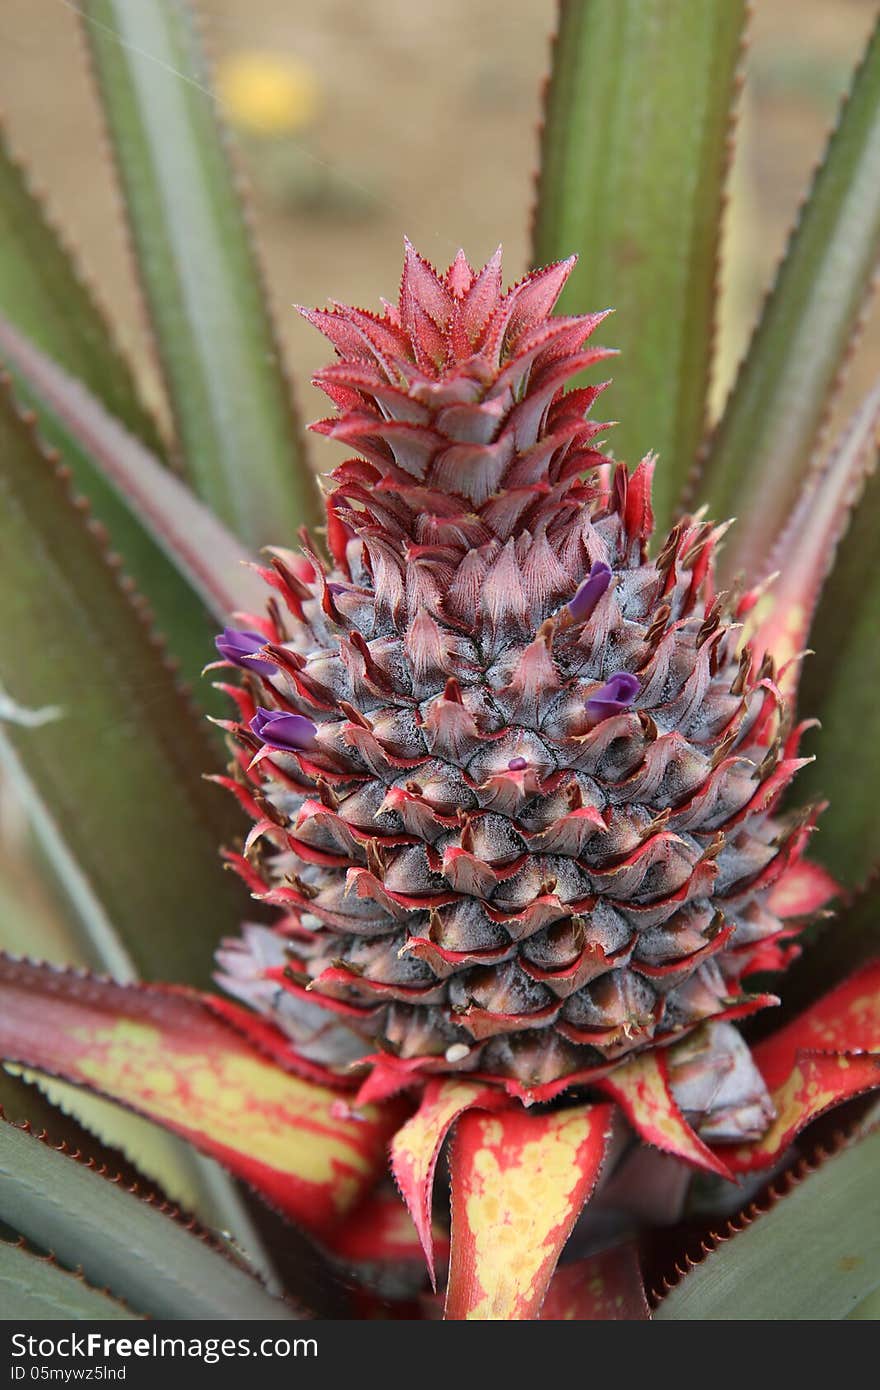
[{"left": 216, "top": 245, "right": 811, "bottom": 1105}]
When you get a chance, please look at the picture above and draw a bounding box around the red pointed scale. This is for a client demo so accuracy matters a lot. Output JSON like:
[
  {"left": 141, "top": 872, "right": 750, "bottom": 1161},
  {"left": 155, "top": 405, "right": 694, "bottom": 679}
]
[
  {"left": 390, "top": 1078, "right": 506, "bottom": 1287},
  {"left": 597, "top": 1048, "right": 734, "bottom": 1179}
]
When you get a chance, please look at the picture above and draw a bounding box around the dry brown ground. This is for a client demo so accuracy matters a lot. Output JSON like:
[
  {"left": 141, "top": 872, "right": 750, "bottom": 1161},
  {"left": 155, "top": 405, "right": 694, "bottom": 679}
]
[{"left": 1, "top": 0, "right": 878, "bottom": 471}]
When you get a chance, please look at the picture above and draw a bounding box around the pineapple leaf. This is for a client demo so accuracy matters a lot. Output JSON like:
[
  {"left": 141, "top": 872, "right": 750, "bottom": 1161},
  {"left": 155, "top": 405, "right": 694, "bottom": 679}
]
[
  {"left": 0, "top": 955, "right": 398, "bottom": 1239},
  {"left": 0, "top": 839, "right": 100, "bottom": 970},
  {"left": 746, "top": 381, "right": 880, "bottom": 695},
  {"left": 0, "top": 122, "right": 164, "bottom": 461},
  {"left": 0, "top": 843, "right": 280, "bottom": 1258},
  {"left": 80, "top": 0, "right": 320, "bottom": 548},
  {"left": 390, "top": 1079, "right": 507, "bottom": 1288},
  {"left": 9, "top": 1071, "right": 267, "bottom": 1248},
  {"left": 598, "top": 1049, "right": 735, "bottom": 1179},
  {"left": 0, "top": 1112, "right": 301, "bottom": 1320},
  {"left": 532, "top": 0, "right": 748, "bottom": 530},
  {"left": 540, "top": 1246, "right": 649, "bottom": 1320},
  {"left": 723, "top": 1052, "right": 880, "bottom": 1176},
  {"left": 0, "top": 374, "right": 250, "bottom": 988},
  {"left": 0, "top": 1066, "right": 160, "bottom": 1192},
  {"left": 795, "top": 443, "right": 880, "bottom": 888},
  {"left": 772, "top": 877, "right": 880, "bottom": 1024},
  {"left": 0, "top": 317, "right": 265, "bottom": 709},
  {"left": 0, "top": 1070, "right": 267, "bottom": 1267},
  {"left": 445, "top": 1103, "right": 614, "bottom": 1320},
  {"left": 0, "top": 821, "right": 292, "bottom": 1263},
  {"left": 654, "top": 1126, "right": 880, "bottom": 1319},
  {"left": 705, "top": 961, "right": 880, "bottom": 1176},
  {"left": 698, "top": 15, "right": 880, "bottom": 580},
  {"left": 0, "top": 1241, "right": 135, "bottom": 1321}
]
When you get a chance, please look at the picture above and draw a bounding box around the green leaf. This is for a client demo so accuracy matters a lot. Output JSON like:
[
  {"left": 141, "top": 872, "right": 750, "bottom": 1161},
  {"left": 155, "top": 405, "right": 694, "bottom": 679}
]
[
  {"left": 655, "top": 1128, "right": 880, "bottom": 1319},
  {"left": 0, "top": 868, "right": 274, "bottom": 1266},
  {"left": 699, "top": 15, "right": 880, "bottom": 580},
  {"left": 0, "top": 1242, "right": 134, "bottom": 1320},
  {"left": 81, "top": 0, "right": 320, "bottom": 548},
  {"left": 0, "top": 759, "right": 274, "bottom": 1266},
  {"left": 0, "top": 318, "right": 266, "bottom": 711},
  {"left": 0, "top": 122, "right": 164, "bottom": 461},
  {"left": 0, "top": 841, "right": 95, "bottom": 969},
  {"left": 795, "top": 450, "right": 880, "bottom": 888},
  {"left": 745, "top": 382, "right": 880, "bottom": 691},
  {"left": 0, "top": 1115, "right": 301, "bottom": 1320},
  {"left": 24, "top": 1072, "right": 362, "bottom": 1316},
  {"left": 7, "top": 1070, "right": 251, "bottom": 1236},
  {"left": 0, "top": 1066, "right": 178, "bottom": 1206},
  {"left": 4, "top": 1071, "right": 354, "bottom": 1317},
  {"left": 0, "top": 1068, "right": 82, "bottom": 1139},
  {"left": 0, "top": 374, "right": 249, "bottom": 990},
  {"left": 532, "top": 0, "right": 747, "bottom": 530}
]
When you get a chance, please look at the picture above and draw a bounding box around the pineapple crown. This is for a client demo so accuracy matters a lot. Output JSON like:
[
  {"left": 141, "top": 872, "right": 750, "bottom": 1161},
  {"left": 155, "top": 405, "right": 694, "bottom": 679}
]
[{"left": 300, "top": 239, "right": 615, "bottom": 565}]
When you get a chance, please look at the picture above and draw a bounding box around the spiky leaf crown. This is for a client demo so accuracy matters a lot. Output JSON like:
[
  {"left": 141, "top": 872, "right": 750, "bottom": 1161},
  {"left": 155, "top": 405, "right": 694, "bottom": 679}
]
[{"left": 214, "top": 243, "right": 813, "bottom": 1110}]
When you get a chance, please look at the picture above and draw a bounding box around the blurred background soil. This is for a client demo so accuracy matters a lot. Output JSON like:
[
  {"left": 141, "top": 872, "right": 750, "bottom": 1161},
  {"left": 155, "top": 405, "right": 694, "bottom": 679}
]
[{"left": 1, "top": 0, "right": 878, "bottom": 471}]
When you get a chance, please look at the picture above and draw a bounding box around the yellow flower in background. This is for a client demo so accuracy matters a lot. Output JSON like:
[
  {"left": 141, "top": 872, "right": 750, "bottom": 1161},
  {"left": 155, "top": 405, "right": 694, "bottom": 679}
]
[{"left": 215, "top": 51, "right": 320, "bottom": 136}]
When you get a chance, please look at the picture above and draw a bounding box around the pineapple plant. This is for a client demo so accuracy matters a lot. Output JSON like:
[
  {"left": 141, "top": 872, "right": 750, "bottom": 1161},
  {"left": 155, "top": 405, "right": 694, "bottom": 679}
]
[{"left": 0, "top": 0, "right": 879, "bottom": 1322}]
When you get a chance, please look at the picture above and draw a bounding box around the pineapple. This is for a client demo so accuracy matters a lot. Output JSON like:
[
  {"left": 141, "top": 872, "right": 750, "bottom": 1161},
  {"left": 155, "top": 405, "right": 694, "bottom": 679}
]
[{"left": 215, "top": 242, "right": 813, "bottom": 1104}]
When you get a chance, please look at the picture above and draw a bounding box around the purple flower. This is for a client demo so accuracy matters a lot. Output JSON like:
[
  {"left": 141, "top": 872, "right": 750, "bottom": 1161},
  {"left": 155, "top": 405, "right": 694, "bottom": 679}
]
[
  {"left": 215, "top": 627, "right": 276, "bottom": 677},
  {"left": 508, "top": 756, "right": 528, "bottom": 771},
  {"left": 586, "top": 671, "right": 640, "bottom": 723},
  {"left": 567, "top": 561, "right": 613, "bottom": 623},
  {"left": 250, "top": 707, "right": 317, "bottom": 752}
]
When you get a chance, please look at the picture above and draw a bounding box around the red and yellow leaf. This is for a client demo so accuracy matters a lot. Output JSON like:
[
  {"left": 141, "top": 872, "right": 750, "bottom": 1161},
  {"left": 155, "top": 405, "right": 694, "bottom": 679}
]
[
  {"left": 0, "top": 957, "right": 394, "bottom": 1235},
  {"left": 540, "top": 1245, "right": 649, "bottom": 1321},
  {"left": 598, "top": 1049, "right": 733, "bottom": 1179},
  {"left": 201, "top": 993, "right": 347, "bottom": 1089},
  {"left": 390, "top": 1078, "right": 504, "bottom": 1286},
  {"left": 723, "top": 1050, "right": 880, "bottom": 1172},
  {"left": 751, "top": 959, "right": 880, "bottom": 1089},
  {"left": 718, "top": 960, "right": 880, "bottom": 1172},
  {"left": 444, "top": 1102, "right": 613, "bottom": 1320}
]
